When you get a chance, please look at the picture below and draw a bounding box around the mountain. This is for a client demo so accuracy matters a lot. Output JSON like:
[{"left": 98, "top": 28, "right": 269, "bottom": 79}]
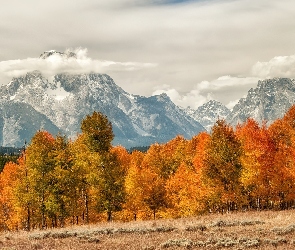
[
  {"left": 184, "top": 100, "right": 231, "bottom": 132},
  {"left": 0, "top": 51, "right": 205, "bottom": 148},
  {"left": 0, "top": 100, "right": 60, "bottom": 147},
  {"left": 228, "top": 78, "right": 295, "bottom": 126},
  {"left": 39, "top": 50, "right": 77, "bottom": 59}
]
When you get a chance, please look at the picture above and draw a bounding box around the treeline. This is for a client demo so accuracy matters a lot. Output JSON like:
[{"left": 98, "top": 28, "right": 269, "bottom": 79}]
[{"left": 2, "top": 106, "right": 295, "bottom": 231}]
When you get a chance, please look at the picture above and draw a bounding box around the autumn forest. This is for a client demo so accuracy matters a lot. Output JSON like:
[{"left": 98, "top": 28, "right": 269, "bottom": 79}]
[{"left": 1, "top": 105, "right": 295, "bottom": 232}]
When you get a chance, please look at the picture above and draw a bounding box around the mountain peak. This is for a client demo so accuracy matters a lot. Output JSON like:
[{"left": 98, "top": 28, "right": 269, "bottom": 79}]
[
  {"left": 200, "top": 100, "right": 225, "bottom": 109},
  {"left": 39, "top": 50, "right": 77, "bottom": 59},
  {"left": 183, "top": 100, "right": 230, "bottom": 132},
  {"left": 156, "top": 92, "right": 171, "bottom": 102},
  {"left": 0, "top": 71, "right": 205, "bottom": 148},
  {"left": 228, "top": 77, "right": 295, "bottom": 126}
]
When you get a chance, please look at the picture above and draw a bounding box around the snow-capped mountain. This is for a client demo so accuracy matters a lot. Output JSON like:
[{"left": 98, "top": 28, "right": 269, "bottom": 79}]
[
  {"left": 228, "top": 78, "right": 295, "bottom": 126},
  {"left": 184, "top": 100, "right": 231, "bottom": 132},
  {"left": 39, "top": 50, "right": 77, "bottom": 59},
  {"left": 0, "top": 100, "right": 59, "bottom": 147},
  {"left": 0, "top": 51, "right": 205, "bottom": 147}
]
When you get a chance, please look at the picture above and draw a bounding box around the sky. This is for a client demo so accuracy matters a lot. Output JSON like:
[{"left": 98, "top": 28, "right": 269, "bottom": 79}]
[{"left": 1, "top": 0, "right": 295, "bottom": 109}]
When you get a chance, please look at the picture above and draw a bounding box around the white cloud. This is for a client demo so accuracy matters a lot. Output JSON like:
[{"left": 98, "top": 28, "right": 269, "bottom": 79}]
[
  {"left": 252, "top": 54, "right": 295, "bottom": 79},
  {"left": 153, "top": 76, "right": 259, "bottom": 109},
  {"left": 153, "top": 84, "right": 211, "bottom": 108},
  {"left": 226, "top": 99, "right": 240, "bottom": 110},
  {"left": 0, "top": 48, "right": 157, "bottom": 84},
  {"left": 2, "top": 0, "right": 295, "bottom": 109}
]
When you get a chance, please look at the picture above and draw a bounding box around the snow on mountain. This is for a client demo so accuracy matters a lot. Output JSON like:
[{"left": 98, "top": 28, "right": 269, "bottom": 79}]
[
  {"left": 0, "top": 100, "right": 60, "bottom": 147},
  {"left": 228, "top": 78, "right": 295, "bottom": 126},
  {"left": 0, "top": 57, "right": 205, "bottom": 148},
  {"left": 39, "top": 50, "right": 77, "bottom": 59},
  {"left": 184, "top": 100, "right": 231, "bottom": 132},
  {"left": 2, "top": 52, "right": 294, "bottom": 148}
]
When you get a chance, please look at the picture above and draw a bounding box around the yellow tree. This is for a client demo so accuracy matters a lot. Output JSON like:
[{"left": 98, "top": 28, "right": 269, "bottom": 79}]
[
  {"left": 203, "top": 120, "right": 242, "bottom": 212},
  {"left": 25, "top": 131, "right": 55, "bottom": 229},
  {"left": 111, "top": 146, "right": 130, "bottom": 173},
  {"left": 140, "top": 165, "right": 167, "bottom": 220},
  {"left": 165, "top": 162, "right": 205, "bottom": 217},
  {"left": 236, "top": 119, "right": 277, "bottom": 209},
  {"left": 144, "top": 136, "right": 187, "bottom": 179},
  {"left": 124, "top": 150, "right": 146, "bottom": 220},
  {"left": 165, "top": 132, "right": 211, "bottom": 217},
  {"left": 70, "top": 134, "right": 97, "bottom": 225}
]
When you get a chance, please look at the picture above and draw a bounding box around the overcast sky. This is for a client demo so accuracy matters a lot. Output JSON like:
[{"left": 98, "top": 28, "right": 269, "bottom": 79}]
[{"left": 1, "top": 0, "right": 295, "bottom": 109}]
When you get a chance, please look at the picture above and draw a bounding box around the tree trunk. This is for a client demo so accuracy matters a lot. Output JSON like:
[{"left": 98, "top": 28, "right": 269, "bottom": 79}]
[
  {"left": 41, "top": 195, "right": 46, "bottom": 229},
  {"left": 107, "top": 211, "right": 112, "bottom": 222},
  {"left": 26, "top": 205, "right": 30, "bottom": 231},
  {"left": 85, "top": 192, "right": 89, "bottom": 224}
]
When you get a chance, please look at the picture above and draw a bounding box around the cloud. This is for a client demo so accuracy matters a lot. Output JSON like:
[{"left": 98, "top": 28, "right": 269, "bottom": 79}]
[
  {"left": 2, "top": 0, "right": 295, "bottom": 109},
  {"left": 153, "top": 76, "right": 259, "bottom": 109},
  {"left": 146, "top": 0, "right": 201, "bottom": 5},
  {"left": 252, "top": 54, "right": 295, "bottom": 79},
  {"left": 0, "top": 48, "right": 157, "bottom": 84},
  {"left": 153, "top": 50, "right": 295, "bottom": 110},
  {"left": 226, "top": 99, "right": 241, "bottom": 110}
]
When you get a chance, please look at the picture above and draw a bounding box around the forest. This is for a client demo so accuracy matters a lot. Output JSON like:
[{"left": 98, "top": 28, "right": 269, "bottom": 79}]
[{"left": 1, "top": 105, "right": 295, "bottom": 232}]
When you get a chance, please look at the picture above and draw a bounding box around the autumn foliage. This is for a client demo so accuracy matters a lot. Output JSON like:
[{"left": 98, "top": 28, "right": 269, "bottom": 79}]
[{"left": 2, "top": 106, "right": 295, "bottom": 230}]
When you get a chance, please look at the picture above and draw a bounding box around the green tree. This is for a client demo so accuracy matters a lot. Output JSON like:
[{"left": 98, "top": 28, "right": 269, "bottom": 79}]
[
  {"left": 46, "top": 134, "right": 73, "bottom": 227},
  {"left": 94, "top": 152, "right": 126, "bottom": 221},
  {"left": 81, "top": 111, "right": 114, "bottom": 153},
  {"left": 80, "top": 111, "right": 126, "bottom": 222}
]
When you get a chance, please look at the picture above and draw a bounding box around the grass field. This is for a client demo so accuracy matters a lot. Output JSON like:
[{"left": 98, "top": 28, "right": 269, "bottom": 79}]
[{"left": 2, "top": 209, "right": 295, "bottom": 249}]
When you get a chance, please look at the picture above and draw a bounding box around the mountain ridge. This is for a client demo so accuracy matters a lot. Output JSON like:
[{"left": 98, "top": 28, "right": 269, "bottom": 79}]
[
  {"left": 0, "top": 69, "right": 205, "bottom": 148},
  {"left": 1, "top": 50, "right": 295, "bottom": 147},
  {"left": 228, "top": 78, "right": 295, "bottom": 126}
]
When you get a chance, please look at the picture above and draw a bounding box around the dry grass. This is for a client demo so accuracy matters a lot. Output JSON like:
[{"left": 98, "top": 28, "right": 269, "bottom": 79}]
[{"left": 2, "top": 210, "right": 295, "bottom": 249}]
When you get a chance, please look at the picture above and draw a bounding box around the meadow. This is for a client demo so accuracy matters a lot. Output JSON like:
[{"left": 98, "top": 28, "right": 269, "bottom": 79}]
[{"left": 1, "top": 209, "right": 295, "bottom": 250}]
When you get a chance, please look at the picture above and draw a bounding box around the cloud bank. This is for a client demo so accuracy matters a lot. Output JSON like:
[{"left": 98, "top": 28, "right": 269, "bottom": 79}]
[
  {"left": 1, "top": 0, "right": 295, "bottom": 110},
  {"left": 153, "top": 53, "right": 295, "bottom": 109},
  {"left": 2, "top": 48, "right": 295, "bottom": 111},
  {"left": 0, "top": 48, "right": 157, "bottom": 84},
  {"left": 252, "top": 54, "right": 295, "bottom": 79},
  {"left": 153, "top": 75, "right": 259, "bottom": 109}
]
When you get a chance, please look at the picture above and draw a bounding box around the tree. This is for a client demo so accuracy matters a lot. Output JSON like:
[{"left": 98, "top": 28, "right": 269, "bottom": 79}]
[
  {"left": 0, "top": 161, "right": 20, "bottom": 230},
  {"left": 25, "top": 131, "right": 55, "bottom": 229},
  {"left": 203, "top": 120, "right": 242, "bottom": 212},
  {"left": 94, "top": 152, "right": 126, "bottom": 221},
  {"left": 81, "top": 111, "right": 114, "bottom": 153},
  {"left": 46, "top": 134, "right": 73, "bottom": 227},
  {"left": 70, "top": 134, "right": 96, "bottom": 225},
  {"left": 140, "top": 163, "right": 167, "bottom": 220},
  {"left": 166, "top": 162, "right": 205, "bottom": 217},
  {"left": 236, "top": 119, "right": 277, "bottom": 209},
  {"left": 142, "top": 136, "right": 187, "bottom": 180},
  {"left": 268, "top": 118, "right": 295, "bottom": 208},
  {"left": 124, "top": 150, "right": 146, "bottom": 221},
  {"left": 81, "top": 112, "right": 125, "bottom": 222}
]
